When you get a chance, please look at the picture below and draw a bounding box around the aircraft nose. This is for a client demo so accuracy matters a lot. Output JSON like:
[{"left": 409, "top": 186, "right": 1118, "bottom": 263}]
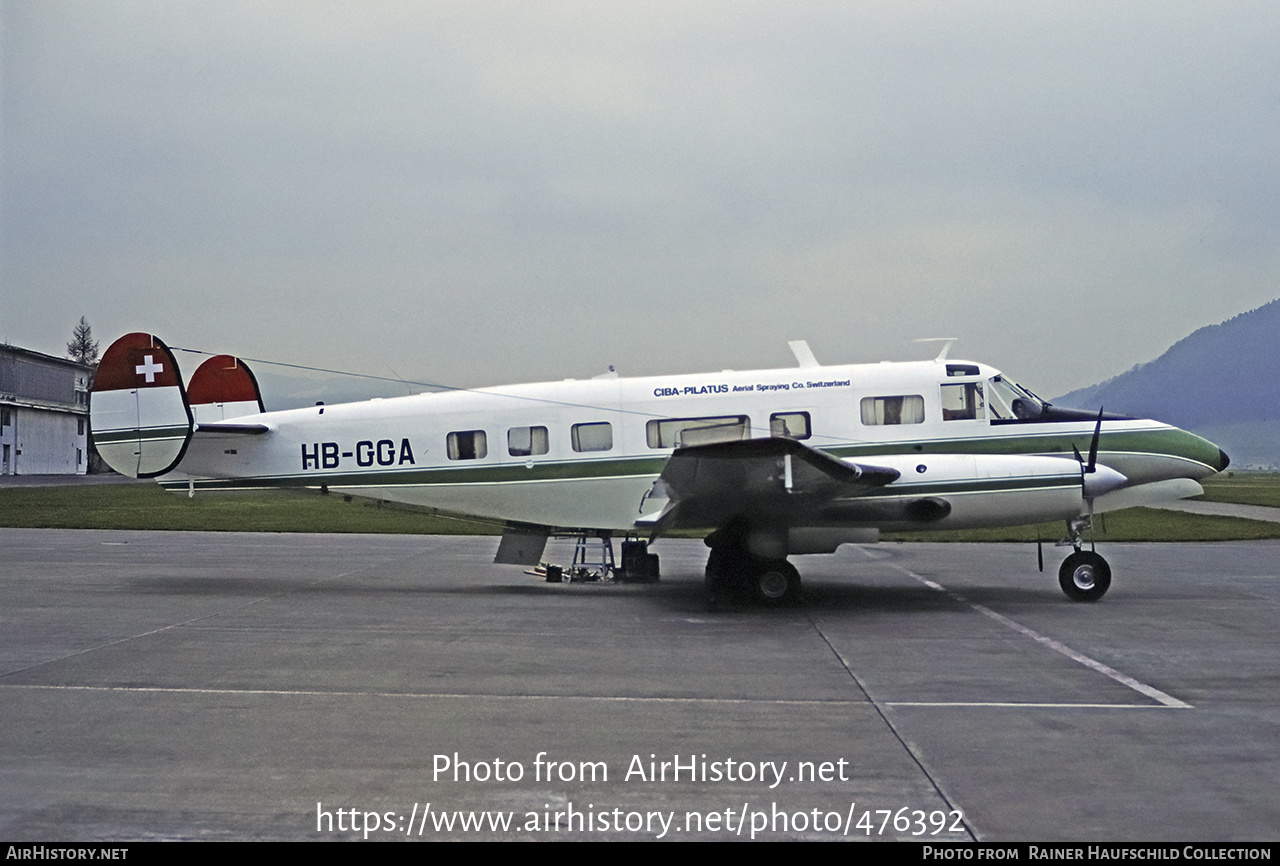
[{"left": 1217, "top": 448, "right": 1231, "bottom": 472}]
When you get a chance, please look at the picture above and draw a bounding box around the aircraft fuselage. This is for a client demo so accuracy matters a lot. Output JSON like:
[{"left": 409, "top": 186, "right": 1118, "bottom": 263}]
[{"left": 159, "top": 358, "right": 1226, "bottom": 535}]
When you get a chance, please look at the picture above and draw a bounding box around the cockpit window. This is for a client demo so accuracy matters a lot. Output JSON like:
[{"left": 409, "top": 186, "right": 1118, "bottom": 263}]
[{"left": 987, "top": 376, "right": 1046, "bottom": 421}]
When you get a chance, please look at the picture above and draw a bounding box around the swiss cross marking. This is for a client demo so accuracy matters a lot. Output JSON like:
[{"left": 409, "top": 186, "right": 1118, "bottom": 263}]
[{"left": 135, "top": 355, "right": 164, "bottom": 383}]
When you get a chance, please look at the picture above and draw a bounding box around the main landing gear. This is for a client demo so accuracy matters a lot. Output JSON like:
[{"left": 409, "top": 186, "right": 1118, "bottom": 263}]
[
  {"left": 1056, "top": 516, "right": 1111, "bottom": 602},
  {"left": 704, "top": 526, "right": 802, "bottom": 609}
]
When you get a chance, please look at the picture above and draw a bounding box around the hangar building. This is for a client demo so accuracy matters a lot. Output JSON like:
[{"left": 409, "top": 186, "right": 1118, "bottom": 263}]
[{"left": 0, "top": 345, "right": 93, "bottom": 475}]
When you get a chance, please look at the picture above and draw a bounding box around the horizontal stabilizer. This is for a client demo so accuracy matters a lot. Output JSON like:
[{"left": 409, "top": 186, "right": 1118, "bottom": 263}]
[
  {"left": 90, "top": 333, "right": 193, "bottom": 478},
  {"left": 194, "top": 422, "right": 272, "bottom": 435}
]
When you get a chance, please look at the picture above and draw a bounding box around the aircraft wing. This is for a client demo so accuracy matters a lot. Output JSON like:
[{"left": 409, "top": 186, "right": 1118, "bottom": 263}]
[{"left": 637, "top": 437, "right": 901, "bottom": 536}]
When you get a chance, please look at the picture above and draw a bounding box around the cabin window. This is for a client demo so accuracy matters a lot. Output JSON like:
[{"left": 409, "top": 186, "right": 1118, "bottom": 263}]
[
  {"left": 447, "top": 430, "right": 488, "bottom": 460},
  {"left": 860, "top": 396, "right": 925, "bottom": 426},
  {"left": 507, "top": 426, "right": 549, "bottom": 457},
  {"left": 770, "top": 412, "right": 811, "bottom": 440},
  {"left": 940, "top": 382, "right": 985, "bottom": 421},
  {"left": 571, "top": 422, "right": 613, "bottom": 452},
  {"left": 646, "top": 415, "right": 750, "bottom": 449}
]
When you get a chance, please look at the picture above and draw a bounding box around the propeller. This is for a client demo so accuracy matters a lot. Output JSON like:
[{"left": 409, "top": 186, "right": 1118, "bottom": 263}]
[
  {"left": 1073, "top": 407, "right": 1127, "bottom": 501},
  {"left": 1071, "top": 407, "right": 1104, "bottom": 479},
  {"left": 1051, "top": 408, "right": 1124, "bottom": 561}
]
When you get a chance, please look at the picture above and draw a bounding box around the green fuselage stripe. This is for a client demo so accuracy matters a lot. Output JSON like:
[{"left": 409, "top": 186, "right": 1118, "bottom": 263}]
[
  {"left": 161, "top": 465, "right": 1075, "bottom": 499},
  {"left": 159, "top": 427, "right": 1214, "bottom": 493},
  {"left": 826, "top": 427, "right": 1210, "bottom": 461}
]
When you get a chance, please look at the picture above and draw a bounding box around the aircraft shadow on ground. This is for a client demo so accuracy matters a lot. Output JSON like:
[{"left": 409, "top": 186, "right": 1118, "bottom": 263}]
[{"left": 122, "top": 572, "right": 1068, "bottom": 613}]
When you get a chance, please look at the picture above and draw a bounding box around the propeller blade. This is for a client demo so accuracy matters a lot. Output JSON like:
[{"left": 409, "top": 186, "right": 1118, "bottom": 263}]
[
  {"left": 1074, "top": 407, "right": 1126, "bottom": 501},
  {"left": 1086, "top": 407, "right": 1103, "bottom": 473}
]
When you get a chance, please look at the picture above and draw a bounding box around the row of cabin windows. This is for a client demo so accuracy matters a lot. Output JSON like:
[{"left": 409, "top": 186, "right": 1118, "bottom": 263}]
[
  {"left": 447, "top": 422, "right": 615, "bottom": 461},
  {"left": 861, "top": 384, "right": 987, "bottom": 425},
  {"left": 444, "top": 413, "right": 812, "bottom": 461},
  {"left": 443, "top": 387, "right": 984, "bottom": 461}
]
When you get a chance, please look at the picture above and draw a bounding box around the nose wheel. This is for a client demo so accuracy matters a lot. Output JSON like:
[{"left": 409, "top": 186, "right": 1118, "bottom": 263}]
[{"left": 1058, "top": 550, "right": 1111, "bottom": 602}]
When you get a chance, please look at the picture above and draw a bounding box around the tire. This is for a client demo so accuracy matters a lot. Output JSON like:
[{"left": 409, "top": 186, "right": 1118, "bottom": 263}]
[
  {"left": 705, "top": 550, "right": 801, "bottom": 607},
  {"left": 753, "top": 559, "right": 801, "bottom": 606},
  {"left": 1058, "top": 551, "right": 1111, "bottom": 602}
]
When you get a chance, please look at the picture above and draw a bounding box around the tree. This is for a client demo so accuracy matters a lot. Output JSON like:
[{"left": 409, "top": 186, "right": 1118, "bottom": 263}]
[{"left": 67, "top": 316, "right": 100, "bottom": 366}]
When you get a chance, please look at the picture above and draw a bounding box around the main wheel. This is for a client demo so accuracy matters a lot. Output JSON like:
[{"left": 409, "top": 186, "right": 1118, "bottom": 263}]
[
  {"left": 1058, "top": 551, "right": 1111, "bottom": 602},
  {"left": 752, "top": 559, "right": 801, "bottom": 606}
]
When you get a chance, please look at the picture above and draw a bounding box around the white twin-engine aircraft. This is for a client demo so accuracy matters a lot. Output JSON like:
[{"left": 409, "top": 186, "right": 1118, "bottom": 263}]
[{"left": 90, "top": 332, "right": 1229, "bottom": 607}]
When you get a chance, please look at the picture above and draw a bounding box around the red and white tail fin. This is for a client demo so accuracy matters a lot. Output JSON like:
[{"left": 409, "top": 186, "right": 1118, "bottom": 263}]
[
  {"left": 187, "top": 354, "right": 265, "bottom": 424},
  {"left": 90, "top": 333, "right": 193, "bottom": 477}
]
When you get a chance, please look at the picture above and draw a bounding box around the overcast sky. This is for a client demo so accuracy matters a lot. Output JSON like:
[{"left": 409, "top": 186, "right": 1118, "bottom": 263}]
[{"left": 4, "top": 1, "right": 1278, "bottom": 397}]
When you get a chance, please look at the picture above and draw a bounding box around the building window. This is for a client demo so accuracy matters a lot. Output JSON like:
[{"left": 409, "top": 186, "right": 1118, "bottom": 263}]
[
  {"left": 78, "top": 418, "right": 85, "bottom": 436},
  {"left": 507, "top": 426, "right": 549, "bottom": 457},
  {"left": 571, "top": 422, "right": 613, "bottom": 453},
  {"left": 447, "top": 430, "right": 487, "bottom": 460},
  {"left": 860, "top": 396, "right": 925, "bottom": 425}
]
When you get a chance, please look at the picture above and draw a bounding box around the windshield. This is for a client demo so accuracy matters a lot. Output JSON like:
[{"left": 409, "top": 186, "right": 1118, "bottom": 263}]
[{"left": 987, "top": 375, "right": 1046, "bottom": 421}]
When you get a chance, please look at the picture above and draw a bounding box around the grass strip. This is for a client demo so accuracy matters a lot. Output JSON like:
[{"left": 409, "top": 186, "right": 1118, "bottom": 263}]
[
  {"left": 0, "top": 483, "right": 498, "bottom": 535},
  {"left": 3, "top": 483, "right": 1278, "bottom": 542},
  {"left": 1198, "top": 472, "right": 1280, "bottom": 509}
]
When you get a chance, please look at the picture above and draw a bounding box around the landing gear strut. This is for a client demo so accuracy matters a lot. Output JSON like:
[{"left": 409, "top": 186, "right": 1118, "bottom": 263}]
[{"left": 1057, "top": 515, "right": 1111, "bottom": 602}]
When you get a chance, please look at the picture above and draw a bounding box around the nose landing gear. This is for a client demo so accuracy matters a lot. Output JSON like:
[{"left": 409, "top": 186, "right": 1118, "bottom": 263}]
[
  {"left": 1058, "top": 550, "right": 1111, "bottom": 601},
  {"left": 1057, "top": 515, "right": 1111, "bottom": 602}
]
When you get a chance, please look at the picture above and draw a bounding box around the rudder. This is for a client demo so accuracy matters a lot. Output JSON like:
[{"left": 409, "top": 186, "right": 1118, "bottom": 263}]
[
  {"left": 187, "top": 354, "right": 265, "bottom": 423},
  {"left": 90, "top": 333, "right": 193, "bottom": 477}
]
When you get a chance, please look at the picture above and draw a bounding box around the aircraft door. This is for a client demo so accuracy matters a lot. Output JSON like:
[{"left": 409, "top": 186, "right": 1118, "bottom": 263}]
[{"left": 940, "top": 381, "right": 986, "bottom": 421}]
